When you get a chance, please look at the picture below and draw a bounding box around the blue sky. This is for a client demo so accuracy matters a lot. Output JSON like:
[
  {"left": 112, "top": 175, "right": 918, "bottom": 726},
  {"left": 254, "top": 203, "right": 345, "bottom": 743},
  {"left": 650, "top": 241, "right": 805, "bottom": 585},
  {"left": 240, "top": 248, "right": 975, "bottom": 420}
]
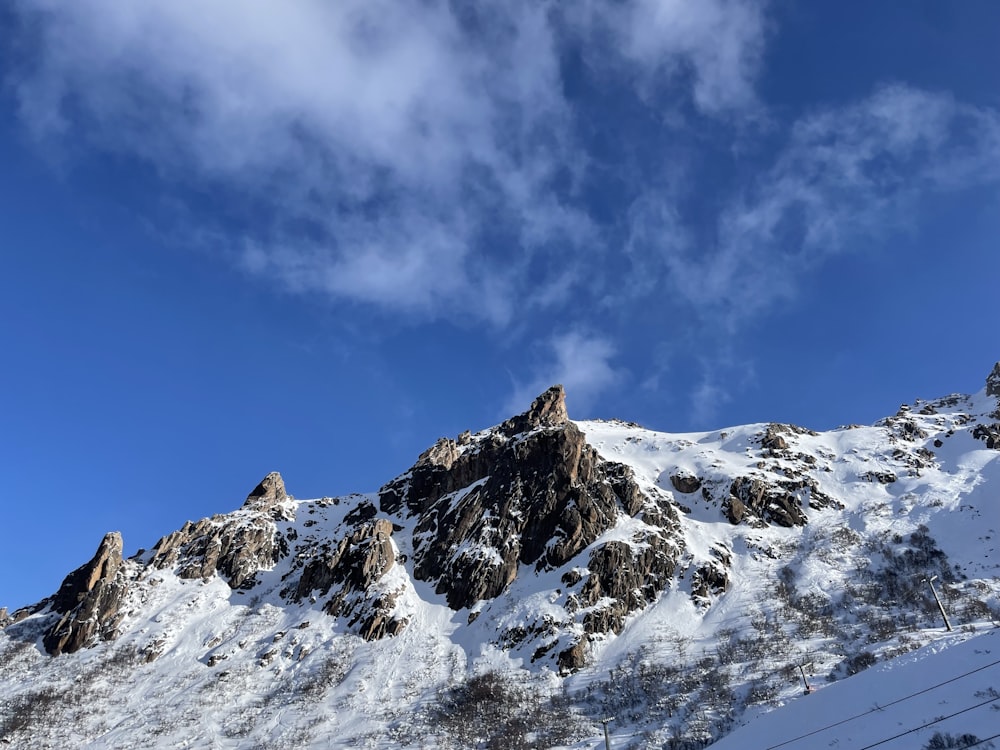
[{"left": 2, "top": 1, "right": 999, "bottom": 611}]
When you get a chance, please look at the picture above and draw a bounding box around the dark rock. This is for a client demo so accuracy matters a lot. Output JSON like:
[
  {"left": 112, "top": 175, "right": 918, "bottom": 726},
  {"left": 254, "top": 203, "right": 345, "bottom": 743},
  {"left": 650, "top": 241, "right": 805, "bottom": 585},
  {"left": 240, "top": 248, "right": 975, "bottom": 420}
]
[
  {"left": 294, "top": 519, "right": 395, "bottom": 602},
  {"left": 49, "top": 532, "right": 123, "bottom": 615},
  {"left": 557, "top": 638, "right": 590, "bottom": 673},
  {"left": 986, "top": 362, "right": 1000, "bottom": 398},
  {"left": 973, "top": 423, "right": 1000, "bottom": 450},
  {"left": 43, "top": 532, "right": 129, "bottom": 655},
  {"left": 859, "top": 471, "right": 898, "bottom": 484},
  {"left": 498, "top": 385, "right": 569, "bottom": 437},
  {"left": 149, "top": 477, "right": 292, "bottom": 590},
  {"left": 243, "top": 471, "right": 287, "bottom": 510},
  {"left": 669, "top": 473, "right": 702, "bottom": 494},
  {"left": 725, "top": 496, "right": 747, "bottom": 525},
  {"left": 578, "top": 532, "right": 679, "bottom": 634},
  {"left": 727, "top": 476, "right": 807, "bottom": 527},
  {"left": 383, "top": 419, "right": 649, "bottom": 610},
  {"left": 291, "top": 518, "right": 403, "bottom": 640},
  {"left": 377, "top": 387, "right": 683, "bottom": 636},
  {"left": 691, "top": 545, "right": 731, "bottom": 603}
]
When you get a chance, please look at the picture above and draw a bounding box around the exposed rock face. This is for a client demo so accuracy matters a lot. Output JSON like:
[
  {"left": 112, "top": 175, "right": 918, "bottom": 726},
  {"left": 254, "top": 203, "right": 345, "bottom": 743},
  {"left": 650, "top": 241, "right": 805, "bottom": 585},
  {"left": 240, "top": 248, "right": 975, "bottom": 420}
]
[
  {"left": 244, "top": 471, "right": 287, "bottom": 510},
  {"left": 725, "top": 476, "right": 806, "bottom": 527},
  {"left": 973, "top": 423, "right": 1000, "bottom": 450},
  {"left": 691, "top": 543, "right": 732, "bottom": 604},
  {"left": 498, "top": 384, "right": 569, "bottom": 436},
  {"left": 294, "top": 520, "right": 395, "bottom": 607},
  {"left": 379, "top": 387, "right": 682, "bottom": 636},
  {"left": 148, "top": 473, "right": 291, "bottom": 589},
  {"left": 43, "top": 532, "right": 129, "bottom": 655},
  {"left": 669, "top": 473, "right": 701, "bottom": 494},
  {"left": 572, "top": 530, "right": 679, "bottom": 634},
  {"left": 382, "top": 419, "right": 650, "bottom": 611},
  {"left": 986, "top": 362, "right": 1000, "bottom": 399}
]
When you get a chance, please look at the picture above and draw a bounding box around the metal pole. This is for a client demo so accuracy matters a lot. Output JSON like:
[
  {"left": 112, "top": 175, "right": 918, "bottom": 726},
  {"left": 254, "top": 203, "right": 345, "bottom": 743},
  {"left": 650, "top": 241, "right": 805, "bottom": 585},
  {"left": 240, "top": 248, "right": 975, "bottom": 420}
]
[
  {"left": 924, "top": 576, "right": 953, "bottom": 631},
  {"left": 797, "top": 663, "right": 814, "bottom": 695},
  {"left": 601, "top": 717, "right": 613, "bottom": 750}
]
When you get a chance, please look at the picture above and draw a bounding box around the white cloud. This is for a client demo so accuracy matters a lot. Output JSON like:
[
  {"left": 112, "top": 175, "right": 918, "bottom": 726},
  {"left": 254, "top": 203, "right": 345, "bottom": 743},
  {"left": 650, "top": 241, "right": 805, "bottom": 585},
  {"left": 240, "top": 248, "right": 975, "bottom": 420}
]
[
  {"left": 629, "top": 84, "right": 1000, "bottom": 329},
  {"left": 9, "top": 0, "right": 772, "bottom": 328},
  {"left": 570, "top": 0, "right": 768, "bottom": 115},
  {"left": 11, "top": 0, "right": 582, "bottom": 323},
  {"left": 504, "top": 331, "right": 626, "bottom": 417}
]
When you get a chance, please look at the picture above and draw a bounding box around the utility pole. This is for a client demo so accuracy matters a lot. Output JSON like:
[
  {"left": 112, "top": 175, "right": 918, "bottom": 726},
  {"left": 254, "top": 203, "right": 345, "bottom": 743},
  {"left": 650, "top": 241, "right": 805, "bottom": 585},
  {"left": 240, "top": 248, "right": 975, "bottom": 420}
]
[
  {"left": 923, "top": 575, "right": 953, "bottom": 631},
  {"left": 600, "top": 717, "right": 613, "bottom": 750},
  {"left": 797, "top": 662, "right": 814, "bottom": 695}
]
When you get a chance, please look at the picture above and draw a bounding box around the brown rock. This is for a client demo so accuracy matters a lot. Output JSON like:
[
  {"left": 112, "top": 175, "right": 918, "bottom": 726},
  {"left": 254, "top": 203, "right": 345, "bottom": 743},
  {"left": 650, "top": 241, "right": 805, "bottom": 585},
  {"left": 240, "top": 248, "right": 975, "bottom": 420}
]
[
  {"left": 243, "top": 471, "right": 287, "bottom": 510},
  {"left": 498, "top": 385, "right": 569, "bottom": 437},
  {"left": 986, "top": 362, "right": 1000, "bottom": 398},
  {"left": 557, "top": 638, "right": 590, "bottom": 673},
  {"left": 149, "top": 477, "right": 292, "bottom": 589},
  {"left": 669, "top": 473, "right": 702, "bottom": 494},
  {"left": 43, "top": 532, "right": 128, "bottom": 655}
]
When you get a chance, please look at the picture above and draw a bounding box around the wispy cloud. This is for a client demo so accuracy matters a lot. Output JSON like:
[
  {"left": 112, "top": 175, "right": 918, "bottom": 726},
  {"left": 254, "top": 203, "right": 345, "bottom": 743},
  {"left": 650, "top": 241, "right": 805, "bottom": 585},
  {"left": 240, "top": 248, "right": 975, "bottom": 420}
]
[
  {"left": 628, "top": 84, "right": 1000, "bottom": 330},
  {"left": 11, "top": 0, "right": 585, "bottom": 323},
  {"left": 8, "top": 0, "right": 770, "bottom": 329},
  {"left": 16, "top": 3, "right": 998, "bottom": 425},
  {"left": 567, "top": 0, "right": 768, "bottom": 115},
  {"left": 504, "top": 331, "right": 626, "bottom": 417}
]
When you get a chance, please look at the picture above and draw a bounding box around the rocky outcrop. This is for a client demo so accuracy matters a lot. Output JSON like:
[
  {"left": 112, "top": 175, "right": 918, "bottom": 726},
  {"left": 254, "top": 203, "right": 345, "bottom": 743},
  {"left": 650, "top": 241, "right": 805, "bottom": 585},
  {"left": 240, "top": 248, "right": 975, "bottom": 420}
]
[
  {"left": 725, "top": 476, "right": 807, "bottom": 527},
  {"left": 378, "top": 387, "right": 683, "bottom": 640},
  {"left": 574, "top": 531, "right": 679, "bottom": 634},
  {"left": 43, "top": 532, "right": 129, "bottom": 655},
  {"left": 972, "top": 423, "right": 1000, "bottom": 450},
  {"left": 498, "top": 384, "right": 569, "bottom": 436},
  {"left": 380, "top": 388, "right": 657, "bottom": 611},
  {"left": 148, "top": 473, "right": 290, "bottom": 589},
  {"left": 669, "top": 473, "right": 701, "bottom": 494},
  {"left": 986, "top": 362, "right": 1000, "bottom": 399},
  {"left": 281, "top": 504, "right": 407, "bottom": 640},
  {"left": 243, "top": 471, "right": 287, "bottom": 510},
  {"left": 691, "top": 543, "right": 732, "bottom": 604}
]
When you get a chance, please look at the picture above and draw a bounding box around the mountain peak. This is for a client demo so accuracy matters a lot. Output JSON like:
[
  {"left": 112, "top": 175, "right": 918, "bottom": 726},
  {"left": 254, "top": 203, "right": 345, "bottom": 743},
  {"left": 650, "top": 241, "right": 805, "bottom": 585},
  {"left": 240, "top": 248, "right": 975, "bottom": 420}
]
[
  {"left": 243, "top": 471, "right": 287, "bottom": 510},
  {"left": 986, "top": 361, "right": 1000, "bottom": 398},
  {"left": 500, "top": 384, "right": 568, "bottom": 436}
]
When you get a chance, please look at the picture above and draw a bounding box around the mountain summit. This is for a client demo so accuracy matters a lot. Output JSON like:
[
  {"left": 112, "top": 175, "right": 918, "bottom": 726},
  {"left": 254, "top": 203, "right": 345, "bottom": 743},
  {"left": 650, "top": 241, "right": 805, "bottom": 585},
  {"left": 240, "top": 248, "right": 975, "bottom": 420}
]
[{"left": 3, "top": 365, "right": 1000, "bottom": 748}]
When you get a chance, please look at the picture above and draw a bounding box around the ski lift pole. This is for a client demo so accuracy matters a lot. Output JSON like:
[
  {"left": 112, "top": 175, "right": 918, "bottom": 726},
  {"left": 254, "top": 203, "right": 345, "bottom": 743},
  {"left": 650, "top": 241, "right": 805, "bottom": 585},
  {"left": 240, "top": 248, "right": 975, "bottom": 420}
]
[
  {"left": 600, "top": 717, "right": 613, "bottom": 750},
  {"left": 923, "top": 575, "right": 953, "bottom": 631},
  {"left": 797, "top": 663, "right": 814, "bottom": 695}
]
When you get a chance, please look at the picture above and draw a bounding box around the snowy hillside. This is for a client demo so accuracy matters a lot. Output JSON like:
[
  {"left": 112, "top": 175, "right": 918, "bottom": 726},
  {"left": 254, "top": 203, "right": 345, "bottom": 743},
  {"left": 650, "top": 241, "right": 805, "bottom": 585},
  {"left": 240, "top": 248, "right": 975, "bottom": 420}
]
[
  {"left": 2, "top": 366, "right": 999, "bottom": 749},
  {"left": 709, "top": 628, "right": 999, "bottom": 750}
]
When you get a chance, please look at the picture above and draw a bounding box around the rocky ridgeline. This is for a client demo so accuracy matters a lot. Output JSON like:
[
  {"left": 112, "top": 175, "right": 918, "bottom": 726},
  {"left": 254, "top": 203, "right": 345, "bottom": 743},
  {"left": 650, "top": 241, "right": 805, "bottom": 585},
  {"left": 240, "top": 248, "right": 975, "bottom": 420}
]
[
  {"left": 377, "top": 386, "right": 684, "bottom": 668},
  {"left": 8, "top": 365, "right": 1000, "bottom": 671}
]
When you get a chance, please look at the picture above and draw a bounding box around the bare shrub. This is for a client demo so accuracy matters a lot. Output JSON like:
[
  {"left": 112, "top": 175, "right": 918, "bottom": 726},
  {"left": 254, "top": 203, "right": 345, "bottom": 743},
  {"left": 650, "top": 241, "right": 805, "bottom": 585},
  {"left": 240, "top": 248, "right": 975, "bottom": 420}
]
[{"left": 431, "top": 670, "right": 584, "bottom": 750}]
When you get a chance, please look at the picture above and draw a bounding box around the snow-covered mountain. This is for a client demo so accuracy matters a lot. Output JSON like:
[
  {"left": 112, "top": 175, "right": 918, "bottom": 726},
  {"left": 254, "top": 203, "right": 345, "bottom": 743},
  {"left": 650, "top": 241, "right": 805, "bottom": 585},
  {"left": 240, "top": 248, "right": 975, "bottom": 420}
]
[{"left": 3, "top": 365, "right": 1000, "bottom": 749}]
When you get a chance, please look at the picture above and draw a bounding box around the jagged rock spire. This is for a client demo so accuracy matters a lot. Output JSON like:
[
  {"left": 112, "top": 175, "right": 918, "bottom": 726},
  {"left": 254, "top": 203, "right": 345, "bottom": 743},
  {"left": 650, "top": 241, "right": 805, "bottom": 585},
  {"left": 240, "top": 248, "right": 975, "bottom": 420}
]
[
  {"left": 49, "top": 532, "right": 123, "bottom": 614},
  {"left": 986, "top": 361, "right": 1000, "bottom": 398},
  {"left": 44, "top": 532, "right": 126, "bottom": 655},
  {"left": 500, "top": 384, "right": 569, "bottom": 436},
  {"left": 244, "top": 471, "right": 286, "bottom": 509}
]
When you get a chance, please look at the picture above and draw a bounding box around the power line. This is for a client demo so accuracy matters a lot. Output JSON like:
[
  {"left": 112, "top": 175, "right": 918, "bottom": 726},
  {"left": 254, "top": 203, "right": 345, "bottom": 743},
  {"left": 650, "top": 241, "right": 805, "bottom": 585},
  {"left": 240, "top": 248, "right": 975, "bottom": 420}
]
[
  {"left": 965, "top": 733, "right": 1000, "bottom": 749},
  {"left": 763, "top": 656, "right": 1000, "bottom": 750},
  {"left": 856, "top": 695, "right": 998, "bottom": 749}
]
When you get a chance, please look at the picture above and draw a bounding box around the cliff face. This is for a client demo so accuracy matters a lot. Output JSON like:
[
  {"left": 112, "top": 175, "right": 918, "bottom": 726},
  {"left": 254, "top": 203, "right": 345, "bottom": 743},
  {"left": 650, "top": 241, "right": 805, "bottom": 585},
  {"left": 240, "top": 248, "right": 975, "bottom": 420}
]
[{"left": 379, "top": 386, "right": 679, "bottom": 618}]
